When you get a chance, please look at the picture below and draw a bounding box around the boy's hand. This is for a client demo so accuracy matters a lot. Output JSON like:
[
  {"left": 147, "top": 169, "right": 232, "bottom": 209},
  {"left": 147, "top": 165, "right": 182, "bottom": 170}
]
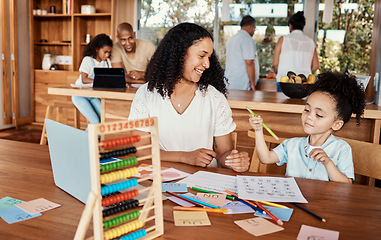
[
  {"left": 309, "top": 148, "right": 332, "bottom": 166},
  {"left": 249, "top": 115, "right": 263, "bottom": 132}
]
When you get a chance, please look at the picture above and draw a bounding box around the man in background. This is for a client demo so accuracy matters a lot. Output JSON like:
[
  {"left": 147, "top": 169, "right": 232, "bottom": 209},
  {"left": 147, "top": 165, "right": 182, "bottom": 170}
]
[
  {"left": 225, "top": 15, "right": 259, "bottom": 90},
  {"left": 111, "top": 22, "right": 156, "bottom": 84}
]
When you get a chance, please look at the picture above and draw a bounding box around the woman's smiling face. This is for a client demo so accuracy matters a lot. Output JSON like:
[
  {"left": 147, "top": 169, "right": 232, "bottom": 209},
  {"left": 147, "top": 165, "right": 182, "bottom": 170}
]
[{"left": 181, "top": 37, "right": 213, "bottom": 83}]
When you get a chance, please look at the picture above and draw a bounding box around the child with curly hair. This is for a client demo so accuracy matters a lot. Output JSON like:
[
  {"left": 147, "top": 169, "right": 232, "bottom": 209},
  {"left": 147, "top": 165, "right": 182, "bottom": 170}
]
[
  {"left": 72, "top": 33, "right": 113, "bottom": 124},
  {"left": 249, "top": 71, "right": 366, "bottom": 183}
]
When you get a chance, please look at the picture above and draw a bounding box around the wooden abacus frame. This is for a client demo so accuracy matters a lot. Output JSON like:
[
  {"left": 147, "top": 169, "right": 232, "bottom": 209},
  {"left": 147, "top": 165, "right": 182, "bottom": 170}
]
[{"left": 74, "top": 117, "right": 164, "bottom": 240}]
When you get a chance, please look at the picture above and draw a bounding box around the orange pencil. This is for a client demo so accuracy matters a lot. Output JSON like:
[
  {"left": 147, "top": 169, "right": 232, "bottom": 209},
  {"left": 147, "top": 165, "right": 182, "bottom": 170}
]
[
  {"left": 173, "top": 206, "right": 228, "bottom": 213},
  {"left": 225, "top": 190, "right": 283, "bottom": 226}
]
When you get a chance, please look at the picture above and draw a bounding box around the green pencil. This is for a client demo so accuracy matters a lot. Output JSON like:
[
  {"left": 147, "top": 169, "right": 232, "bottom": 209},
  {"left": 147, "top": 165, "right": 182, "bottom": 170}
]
[
  {"left": 246, "top": 106, "right": 279, "bottom": 140},
  {"left": 191, "top": 187, "right": 235, "bottom": 200}
]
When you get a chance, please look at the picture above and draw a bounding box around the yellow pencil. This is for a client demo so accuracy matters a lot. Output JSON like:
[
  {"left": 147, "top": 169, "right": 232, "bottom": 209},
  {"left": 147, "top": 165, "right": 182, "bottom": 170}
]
[
  {"left": 246, "top": 106, "right": 279, "bottom": 140},
  {"left": 257, "top": 200, "right": 289, "bottom": 209},
  {"left": 173, "top": 206, "right": 228, "bottom": 213}
]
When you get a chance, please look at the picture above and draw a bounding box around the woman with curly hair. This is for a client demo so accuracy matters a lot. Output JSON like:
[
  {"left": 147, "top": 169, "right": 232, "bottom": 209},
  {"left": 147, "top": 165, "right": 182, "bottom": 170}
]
[
  {"left": 128, "top": 23, "right": 250, "bottom": 172},
  {"left": 250, "top": 71, "right": 366, "bottom": 183}
]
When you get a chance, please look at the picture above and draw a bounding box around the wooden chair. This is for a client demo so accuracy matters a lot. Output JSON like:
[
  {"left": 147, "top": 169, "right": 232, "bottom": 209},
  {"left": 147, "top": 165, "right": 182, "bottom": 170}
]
[
  {"left": 339, "top": 137, "right": 381, "bottom": 186},
  {"left": 231, "top": 131, "right": 237, "bottom": 149},
  {"left": 247, "top": 130, "right": 287, "bottom": 173},
  {"left": 40, "top": 100, "right": 81, "bottom": 145}
]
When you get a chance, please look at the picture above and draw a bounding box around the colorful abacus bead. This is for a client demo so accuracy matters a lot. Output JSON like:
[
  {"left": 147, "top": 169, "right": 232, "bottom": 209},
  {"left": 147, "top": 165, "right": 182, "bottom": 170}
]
[
  {"left": 103, "top": 219, "right": 144, "bottom": 240},
  {"left": 102, "top": 190, "right": 139, "bottom": 207},
  {"left": 100, "top": 147, "right": 137, "bottom": 160},
  {"left": 102, "top": 135, "right": 141, "bottom": 149},
  {"left": 119, "top": 229, "right": 147, "bottom": 240},
  {"left": 102, "top": 199, "right": 139, "bottom": 217},
  {"left": 100, "top": 167, "right": 139, "bottom": 184},
  {"left": 101, "top": 157, "right": 138, "bottom": 173},
  {"left": 101, "top": 178, "right": 138, "bottom": 196},
  {"left": 103, "top": 210, "right": 140, "bottom": 229}
]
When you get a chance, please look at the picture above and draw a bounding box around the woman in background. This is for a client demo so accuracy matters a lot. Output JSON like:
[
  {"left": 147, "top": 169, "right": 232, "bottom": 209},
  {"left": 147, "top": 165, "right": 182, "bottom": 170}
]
[{"left": 272, "top": 11, "right": 320, "bottom": 92}]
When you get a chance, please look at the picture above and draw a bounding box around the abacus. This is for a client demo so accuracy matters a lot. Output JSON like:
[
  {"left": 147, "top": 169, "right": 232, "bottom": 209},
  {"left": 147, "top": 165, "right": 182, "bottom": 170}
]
[{"left": 74, "top": 117, "right": 164, "bottom": 240}]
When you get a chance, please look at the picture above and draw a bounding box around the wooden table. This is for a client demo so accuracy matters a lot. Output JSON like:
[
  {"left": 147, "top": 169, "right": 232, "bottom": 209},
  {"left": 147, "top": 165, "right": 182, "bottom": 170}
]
[
  {"left": 48, "top": 87, "right": 381, "bottom": 145},
  {"left": 1, "top": 139, "right": 381, "bottom": 240}
]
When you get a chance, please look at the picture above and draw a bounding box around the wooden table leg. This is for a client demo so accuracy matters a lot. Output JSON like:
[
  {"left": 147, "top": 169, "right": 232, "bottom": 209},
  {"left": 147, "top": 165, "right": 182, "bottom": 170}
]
[{"left": 101, "top": 98, "right": 106, "bottom": 123}]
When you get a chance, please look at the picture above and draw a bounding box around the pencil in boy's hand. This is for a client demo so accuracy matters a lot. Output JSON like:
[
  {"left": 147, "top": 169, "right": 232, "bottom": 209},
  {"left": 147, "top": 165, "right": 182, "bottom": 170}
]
[
  {"left": 291, "top": 202, "right": 326, "bottom": 222},
  {"left": 246, "top": 106, "right": 279, "bottom": 140}
]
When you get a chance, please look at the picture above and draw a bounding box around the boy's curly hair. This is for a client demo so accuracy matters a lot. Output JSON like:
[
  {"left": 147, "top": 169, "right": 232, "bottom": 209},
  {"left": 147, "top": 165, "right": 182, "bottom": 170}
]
[
  {"left": 312, "top": 71, "right": 366, "bottom": 125},
  {"left": 145, "top": 22, "right": 227, "bottom": 98}
]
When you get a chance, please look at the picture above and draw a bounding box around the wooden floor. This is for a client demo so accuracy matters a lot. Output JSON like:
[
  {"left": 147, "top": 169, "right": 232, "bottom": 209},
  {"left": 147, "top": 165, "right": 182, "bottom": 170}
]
[{"left": 0, "top": 123, "right": 43, "bottom": 139}]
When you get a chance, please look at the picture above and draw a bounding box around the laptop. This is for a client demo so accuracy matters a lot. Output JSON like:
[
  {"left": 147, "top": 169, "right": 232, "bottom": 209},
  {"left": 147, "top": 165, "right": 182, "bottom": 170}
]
[
  {"left": 45, "top": 119, "right": 91, "bottom": 203},
  {"left": 93, "top": 67, "right": 126, "bottom": 90}
]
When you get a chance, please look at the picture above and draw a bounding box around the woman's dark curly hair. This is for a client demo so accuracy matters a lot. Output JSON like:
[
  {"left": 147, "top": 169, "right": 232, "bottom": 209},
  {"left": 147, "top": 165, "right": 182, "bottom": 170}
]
[
  {"left": 145, "top": 22, "right": 227, "bottom": 98},
  {"left": 83, "top": 34, "right": 113, "bottom": 58},
  {"left": 311, "top": 71, "right": 366, "bottom": 125}
]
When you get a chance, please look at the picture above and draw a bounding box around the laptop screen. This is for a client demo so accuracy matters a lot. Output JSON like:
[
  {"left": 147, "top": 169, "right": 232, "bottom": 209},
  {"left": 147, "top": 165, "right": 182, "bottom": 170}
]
[{"left": 45, "top": 119, "right": 91, "bottom": 203}]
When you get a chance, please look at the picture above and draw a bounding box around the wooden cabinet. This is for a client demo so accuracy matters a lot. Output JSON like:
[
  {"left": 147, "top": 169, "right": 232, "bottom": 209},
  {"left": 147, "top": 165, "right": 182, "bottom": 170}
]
[{"left": 31, "top": 0, "right": 115, "bottom": 124}]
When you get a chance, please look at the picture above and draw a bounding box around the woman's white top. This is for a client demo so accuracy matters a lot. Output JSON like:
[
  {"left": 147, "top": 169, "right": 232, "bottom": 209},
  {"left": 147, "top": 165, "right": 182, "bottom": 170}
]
[
  {"left": 75, "top": 56, "right": 111, "bottom": 85},
  {"left": 276, "top": 30, "right": 316, "bottom": 81},
  {"left": 128, "top": 83, "right": 236, "bottom": 166}
]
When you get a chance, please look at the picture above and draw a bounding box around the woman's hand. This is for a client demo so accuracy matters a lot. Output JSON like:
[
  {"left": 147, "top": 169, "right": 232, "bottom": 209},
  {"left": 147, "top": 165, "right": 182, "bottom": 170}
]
[
  {"left": 183, "top": 148, "right": 217, "bottom": 167},
  {"left": 225, "top": 150, "right": 250, "bottom": 172}
]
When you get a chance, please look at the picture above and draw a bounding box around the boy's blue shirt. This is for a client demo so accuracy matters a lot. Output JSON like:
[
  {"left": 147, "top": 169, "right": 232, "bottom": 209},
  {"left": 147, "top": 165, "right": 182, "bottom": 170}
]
[{"left": 273, "top": 134, "right": 354, "bottom": 181}]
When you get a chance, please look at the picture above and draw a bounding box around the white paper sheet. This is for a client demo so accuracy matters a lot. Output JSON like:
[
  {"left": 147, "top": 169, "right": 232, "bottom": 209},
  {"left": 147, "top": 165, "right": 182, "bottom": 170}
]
[
  {"left": 237, "top": 176, "right": 308, "bottom": 203},
  {"left": 70, "top": 83, "right": 93, "bottom": 88},
  {"left": 178, "top": 171, "right": 237, "bottom": 194}
]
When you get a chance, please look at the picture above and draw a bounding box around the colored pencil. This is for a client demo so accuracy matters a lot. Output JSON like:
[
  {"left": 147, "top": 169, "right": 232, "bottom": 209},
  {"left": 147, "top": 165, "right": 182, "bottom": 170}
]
[
  {"left": 226, "top": 190, "right": 283, "bottom": 226},
  {"left": 165, "top": 191, "right": 204, "bottom": 207},
  {"left": 173, "top": 206, "right": 228, "bottom": 213},
  {"left": 191, "top": 187, "right": 235, "bottom": 200},
  {"left": 246, "top": 106, "right": 279, "bottom": 140},
  {"left": 291, "top": 202, "right": 326, "bottom": 222},
  {"left": 254, "top": 200, "right": 284, "bottom": 225},
  {"left": 178, "top": 194, "right": 221, "bottom": 209},
  {"left": 257, "top": 200, "right": 289, "bottom": 209}
]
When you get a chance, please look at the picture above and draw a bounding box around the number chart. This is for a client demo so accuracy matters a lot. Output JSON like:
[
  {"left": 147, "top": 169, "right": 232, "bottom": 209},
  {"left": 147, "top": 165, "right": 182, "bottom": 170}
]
[{"left": 74, "top": 118, "right": 163, "bottom": 240}]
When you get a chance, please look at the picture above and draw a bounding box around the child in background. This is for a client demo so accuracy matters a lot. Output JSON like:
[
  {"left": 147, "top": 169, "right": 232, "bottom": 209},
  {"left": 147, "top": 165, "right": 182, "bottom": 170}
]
[
  {"left": 72, "top": 34, "right": 113, "bottom": 124},
  {"left": 249, "top": 71, "right": 366, "bottom": 183}
]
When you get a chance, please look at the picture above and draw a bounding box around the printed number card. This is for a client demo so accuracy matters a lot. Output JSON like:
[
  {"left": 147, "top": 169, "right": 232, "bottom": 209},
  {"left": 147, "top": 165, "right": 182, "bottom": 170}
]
[
  {"left": 237, "top": 176, "right": 308, "bottom": 203},
  {"left": 234, "top": 217, "right": 284, "bottom": 237},
  {"left": 297, "top": 225, "right": 339, "bottom": 240},
  {"left": 173, "top": 211, "right": 211, "bottom": 226},
  {"left": 196, "top": 193, "right": 227, "bottom": 207},
  {"left": 162, "top": 183, "right": 188, "bottom": 193},
  {"left": 15, "top": 198, "right": 60, "bottom": 214},
  {"left": 254, "top": 206, "right": 294, "bottom": 221},
  {"left": 0, "top": 197, "right": 24, "bottom": 210},
  {"left": 222, "top": 201, "right": 255, "bottom": 214},
  {"left": 0, "top": 206, "right": 41, "bottom": 224}
]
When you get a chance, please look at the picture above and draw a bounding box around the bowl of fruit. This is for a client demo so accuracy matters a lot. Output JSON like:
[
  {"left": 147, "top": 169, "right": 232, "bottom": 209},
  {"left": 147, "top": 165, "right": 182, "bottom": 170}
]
[{"left": 279, "top": 71, "right": 316, "bottom": 98}]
